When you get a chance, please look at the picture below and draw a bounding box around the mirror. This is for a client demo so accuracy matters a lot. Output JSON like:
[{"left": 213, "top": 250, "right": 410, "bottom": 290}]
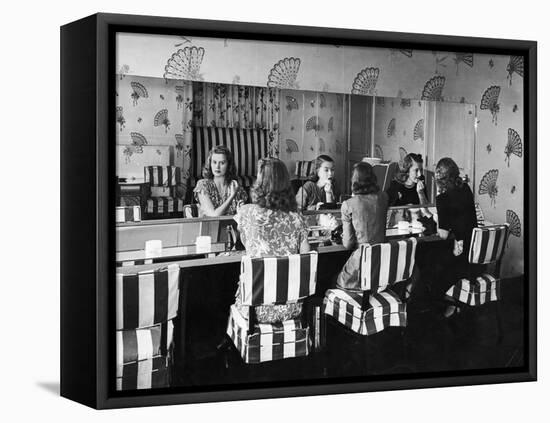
[{"left": 115, "top": 77, "right": 475, "bottom": 221}]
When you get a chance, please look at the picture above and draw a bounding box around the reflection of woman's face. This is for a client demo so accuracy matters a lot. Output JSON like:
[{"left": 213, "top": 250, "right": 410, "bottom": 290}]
[
  {"left": 211, "top": 153, "right": 228, "bottom": 178},
  {"left": 317, "top": 161, "right": 335, "bottom": 184},
  {"left": 407, "top": 161, "right": 423, "bottom": 184}
]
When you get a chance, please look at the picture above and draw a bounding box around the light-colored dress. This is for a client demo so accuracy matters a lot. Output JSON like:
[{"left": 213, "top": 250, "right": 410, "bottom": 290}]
[
  {"left": 234, "top": 204, "right": 309, "bottom": 323},
  {"left": 193, "top": 178, "right": 247, "bottom": 216}
]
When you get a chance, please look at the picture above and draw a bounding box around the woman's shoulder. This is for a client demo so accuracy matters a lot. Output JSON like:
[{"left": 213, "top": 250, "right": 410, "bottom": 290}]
[{"left": 194, "top": 178, "right": 214, "bottom": 190}]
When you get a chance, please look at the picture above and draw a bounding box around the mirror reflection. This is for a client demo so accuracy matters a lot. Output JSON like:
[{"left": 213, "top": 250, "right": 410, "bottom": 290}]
[{"left": 116, "top": 80, "right": 474, "bottom": 227}]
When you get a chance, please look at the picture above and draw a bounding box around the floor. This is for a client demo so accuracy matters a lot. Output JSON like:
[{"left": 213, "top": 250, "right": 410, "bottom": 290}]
[{"left": 173, "top": 276, "right": 525, "bottom": 388}]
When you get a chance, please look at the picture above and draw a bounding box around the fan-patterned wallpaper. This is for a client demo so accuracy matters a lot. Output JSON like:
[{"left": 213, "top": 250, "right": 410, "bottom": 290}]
[{"left": 116, "top": 34, "right": 524, "bottom": 278}]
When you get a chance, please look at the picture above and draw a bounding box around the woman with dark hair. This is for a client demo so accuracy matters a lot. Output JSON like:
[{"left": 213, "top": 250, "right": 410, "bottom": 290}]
[
  {"left": 434, "top": 157, "right": 478, "bottom": 317},
  {"left": 296, "top": 154, "right": 341, "bottom": 210},
  {"left": 386, "top": 153, "right": 429, "bottom": 206},
  {"left": 336, "top": 162, "right": 389, "bottom": 290},
  {"left": 233, "top": 158, "right": 310, "bottom": 322},
  {"left": 193, "top": 145, "right": 247, "bottom": 216}
]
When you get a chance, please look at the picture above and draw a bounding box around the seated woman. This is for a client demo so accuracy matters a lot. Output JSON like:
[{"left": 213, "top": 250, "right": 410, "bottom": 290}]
[
  {"left": 433, "top": 157, "right": 478, "bottom": 317},
  {"left": 386, "top": 153, "right": 429, "bottom": 206},
  {"left": 296, "top": 155, "right": 340, "bottom": 210},
  {"left": 234, "top": 158, "right": 310, "bottom": 323},
  {"left": 193, "top": 145, "right": 247, "bottom": 216},
  {"left": 336, "top": 162, "right": 389, "bottom": 291}
]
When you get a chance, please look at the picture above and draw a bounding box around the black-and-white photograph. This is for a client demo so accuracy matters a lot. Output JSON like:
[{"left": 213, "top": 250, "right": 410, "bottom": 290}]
[{"left": 113, "top": 29, "right": 527, "bottom": 392}]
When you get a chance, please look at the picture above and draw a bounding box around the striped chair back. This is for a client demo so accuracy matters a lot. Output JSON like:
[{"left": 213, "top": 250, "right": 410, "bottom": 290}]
[
  {"left": 116, "top": 206, "right": 141, "bottom": 223},
  {"left": 116, "top": 320, "right": 174, "bottom": 365},
  {"left": 144, "top": 166, "right": 181, "bottom": 187},
  {"left": 468, "top": 224, "right": 509, "bottom": 264},
  {"left": 192, "top": 127, "right": 269, "bottom": 180},
  {"left": 239, "top": 252, "right": 318, "bottom": 306},
  {"left": 183, "top": 203, "right": 199, "bottom": 218},
  {"left": 116, "top": 264, "right": 180, "bottom": 330},
  {"left": 295, "top": 160, "right": 314, "bottom": 178},
  {"left": 359, "top": 238, "right": 417, "bottom": 292}
]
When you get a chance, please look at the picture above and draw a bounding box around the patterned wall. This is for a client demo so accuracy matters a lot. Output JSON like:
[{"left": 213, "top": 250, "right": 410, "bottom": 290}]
[
  {"left": 116, "top": 33, "right": 524, "bottom": 277},
  {"left": 278, "top": 90, "right": 346, "bottom": 194}
]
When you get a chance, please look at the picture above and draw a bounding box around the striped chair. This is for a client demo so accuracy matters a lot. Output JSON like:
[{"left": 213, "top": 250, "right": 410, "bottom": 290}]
[
  {"left": 189, "top": 127, "right": 269, "bottom": 197},
  {"left": 295, "top": 160, "right": 314, "bottom": 178},
  {"left": 183, "top": 203, "right": 199, "bottom": 218},
  {"left": 445, "top": 225, "right": 508, "bottom": 307},
  {"left": 225, "top": 252, "right": 318, "bottom": 364},
  {"left": 116, "top": 205, "right": 141, "bottom": 223},
  {"left": 115, "top": 264, "right": 180, "bottom": 390},
  {"left": 144, "top": 166, "right": 184, "bottom": 219},
  {"left": 323, "top": 238, "right": 417, "bottom": 337}
]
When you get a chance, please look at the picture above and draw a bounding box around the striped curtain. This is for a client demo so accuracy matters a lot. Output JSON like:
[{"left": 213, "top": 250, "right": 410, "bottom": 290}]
[{"left": 192, "top": 82, "right": 280, "bottom": 157}]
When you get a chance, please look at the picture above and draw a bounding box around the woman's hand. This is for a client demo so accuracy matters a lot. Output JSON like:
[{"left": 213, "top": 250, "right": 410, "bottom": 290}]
[
  {"left": 228, "top": 180, "right": 238, "bottom": 198},
  {"left": 416, "top": 179, "right": 425, "bottom": 193}
]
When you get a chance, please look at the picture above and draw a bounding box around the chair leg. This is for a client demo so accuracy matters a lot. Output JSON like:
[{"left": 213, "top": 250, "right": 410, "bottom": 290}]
[{"left": 495, "top": 301, "right": 503, "bottom": 345}]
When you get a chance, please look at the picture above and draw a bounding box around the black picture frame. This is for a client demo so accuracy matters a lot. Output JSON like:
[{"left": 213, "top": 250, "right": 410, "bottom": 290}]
[{"left": 60, "top": 12, "right": 537, "bottom": 409}]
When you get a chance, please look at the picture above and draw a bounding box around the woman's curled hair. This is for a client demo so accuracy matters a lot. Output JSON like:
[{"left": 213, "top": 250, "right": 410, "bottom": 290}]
[
  {"left": 351, "top": 162, "right": 380, "bottom": 195},
  {"left": 395, "top": 153, "right": 423, "bottom": 184},
  {"left": 251, "top": 158, "right": 297, "bottom": 212},
  {"left": 435, "top": 157, "right": 463, "bottom": 193}
]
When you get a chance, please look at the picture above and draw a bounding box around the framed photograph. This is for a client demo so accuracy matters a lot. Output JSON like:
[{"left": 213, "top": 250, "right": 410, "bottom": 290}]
[{"left": 60, "top": 12, "right": 536, "bottom": 409}]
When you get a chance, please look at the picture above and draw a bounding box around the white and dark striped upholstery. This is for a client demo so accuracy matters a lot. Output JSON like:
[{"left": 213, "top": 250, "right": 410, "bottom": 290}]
[
  {"left": 446, "top": 274, "right": 500, "bottom": 306},
  {"left": 116, "top": 320, "right": 174, "bottom": 365},
  {"left": 144, "top": 166, "right": 181, "bottom": 187},
  {"left": 323, "top": 238, "right": 416, "bottom": 336},
  {"left": 323, "top": 289, "right": 406, "bottom": 336},
  {"left": 468, "top": 225, "right": 508, "bottom": 264},
  {"left": 192, "top": 127, "right": 269, "bottom": 180},
  {"left": 226, "top": 252, "right": 318, "bottom": 363},
  {"left": 226, "top": 305, "right": 310, "bottom": 364},
  {"left": 116, "top": 206, "right": 141, "bottom": 223},
  {"left": 446, "top": 225, "right": 508, "bottom": 306},
  {"left": 239, "top": 252, "right": 318, "bottom": 306},
  {"left": 359, "top": 238, "right": 417, "bottom": 292},
  {"left": 295, "top": 160, "right": 314, "bottom": 178},
  {"left": 145, "top": 197, "right": 184, "bottom": 216},
  {"left": 116, "top": 356, "right": 170, "bottom": 391},
  {"left": 116, "top": 264, "right": 180, "bottom": 331}
]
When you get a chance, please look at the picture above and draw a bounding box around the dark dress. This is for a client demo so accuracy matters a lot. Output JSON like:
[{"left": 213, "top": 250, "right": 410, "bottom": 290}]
[
  {"left": 336, "top": 192, "right": 389, "bottom": 291},
  {"left": 296, "top": 180, "right": 341, "bottom": 210},
  {"left": 434, "top": 183, "right": 478, "bottom": 298},
  {"left": 386, "top": 180, "right": 427, "bottom": 206}
]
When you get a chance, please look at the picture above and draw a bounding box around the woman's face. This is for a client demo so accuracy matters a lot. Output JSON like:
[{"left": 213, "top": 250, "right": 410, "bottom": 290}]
[
  {"left": 211, "top": 153, "right": 228, "bottom": 177},
  {"left": 317, "top": 161, "right": 335, "bottom": 183},
  {"left": 407, "top": 160, "right": 423, "bottom": 184}
]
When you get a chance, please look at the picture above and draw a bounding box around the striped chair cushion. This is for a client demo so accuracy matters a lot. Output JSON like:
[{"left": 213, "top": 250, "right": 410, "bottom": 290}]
[
  {"left": 239, "top": 252, "right": 318, "bottom": 306},
  {"left": 295, "top": 160, "right": 314, "bottom": 178},
  {"left": 145, "top": 197, "right": 184, "bottom": 215},
  {"left": 445, "top": 273, "right": 500, "bottom": 306},
  {"left": 116, "top": 264, "right": 180, "bottom": 330},
  {"left": 183, "top": 203, "right": 199, "bottom": 218},
  {"left": 226, "top": 304, "right": 310, "bottom": 364},
  {"left": 192, "top": 127, "right": 269, "bottom": 179},
  {"left": 116, "top": 206, "right": 141, "bottom": 223},
  {"left": 323, "top": 288, "right": 406, "bottom": 336},
  {"left": 468, "top": 225, "right": 508, "bottom": 264},
  {"left": 360, "top": 238, "right": 417, "bottom": 292},
  {"left": 116, "top": 355, "right": 170, "bottom": 391},
  {"left": 144, "top": 166, "right": 181, "bottom": 187},
  {"left": 116, "top": 320, "right": 174, "bottom": 366}
]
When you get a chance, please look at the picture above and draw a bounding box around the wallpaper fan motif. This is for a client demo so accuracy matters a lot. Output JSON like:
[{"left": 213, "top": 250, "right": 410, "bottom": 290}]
[
  {"left": 351, "top": 67, "right": 380, "bottom": 95},
  {"left": 506, "top": 56, "right": 524, "bottom": 86},
  {"left": 267, "top": 57, "right": 301, "bottom": 89},
  {"left": 413, "top": 119, "right": 424, "bottom": 141},
  {"left": 478, "top": 169, "right": 499, "bottom": 206},
  {"left": 285, "top": 95, "right": 299, "bottom": 111},
  {"left": 421, "top": 76, "right": 445, "bottom": 101},
  {"left": 154, "top": 109, "right": 170, "bottom": 133},
  {"left": 130, "top": 132, "right": 147, "bottom": 153},
  {"left": 387, "top": 118, "right": 396, "bottom": 137},
  {"left": 453, "top": 53, "right": 474, "bottom": 75},
  {"left": 506, "top": 209, "right": 521, "bottom": 238},
  {"left": 163, "top": 46, "right": 205, "bottom": 81},
  {"left": 505, "top": 128, "right": 523, "bottom": 167},
  {"left": 480, "top": 86, "right": 501, "bottom": 125},
  {"left": 374, "top": 144, "right": 384, "bottom": 160},
  {"left": 130, "top": 81, "right": 149, "bottom": 106},
  {"left": 116, "top": 106, "right": 125, "bottom": 131}
]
